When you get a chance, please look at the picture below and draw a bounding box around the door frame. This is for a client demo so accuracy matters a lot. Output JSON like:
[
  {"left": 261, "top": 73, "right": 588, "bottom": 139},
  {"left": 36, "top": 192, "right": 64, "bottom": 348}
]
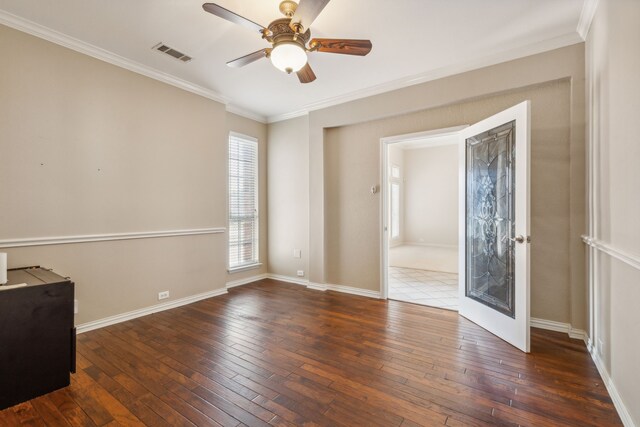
[{"left": 379, "top": 125, "right": 468, "bottom": 299}]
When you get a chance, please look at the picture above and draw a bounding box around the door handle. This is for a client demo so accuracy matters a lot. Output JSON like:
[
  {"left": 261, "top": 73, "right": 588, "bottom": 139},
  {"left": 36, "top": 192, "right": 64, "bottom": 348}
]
[{"left": 510, "top": 235, "right": 531, "bottom": 244}]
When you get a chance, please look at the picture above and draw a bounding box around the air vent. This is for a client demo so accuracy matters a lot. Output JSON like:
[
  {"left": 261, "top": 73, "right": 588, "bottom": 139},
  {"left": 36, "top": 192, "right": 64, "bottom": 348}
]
[{"left": 152, "top": 43, "right": 192, "bottom": 62}]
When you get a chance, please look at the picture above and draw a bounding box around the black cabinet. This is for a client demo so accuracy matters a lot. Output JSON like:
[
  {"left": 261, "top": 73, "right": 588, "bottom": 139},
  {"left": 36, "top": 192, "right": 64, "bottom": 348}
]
[{"left": 0, "top": 267, "right": 76, "bottom": 410}]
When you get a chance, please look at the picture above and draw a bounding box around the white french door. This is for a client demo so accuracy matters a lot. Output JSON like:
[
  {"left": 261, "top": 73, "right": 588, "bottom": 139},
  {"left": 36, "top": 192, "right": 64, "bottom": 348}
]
[{"left": 458, "top": 101, "right": 531, "bottom": 352}]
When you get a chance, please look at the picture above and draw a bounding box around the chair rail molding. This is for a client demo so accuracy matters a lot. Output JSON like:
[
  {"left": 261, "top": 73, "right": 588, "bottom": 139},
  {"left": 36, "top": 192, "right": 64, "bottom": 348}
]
[
  {"left": 582, "top": 235, "right": 640, "bottom": 272},
  {"left": 0, "top": 227, "right": 226, "bottom": 248}
]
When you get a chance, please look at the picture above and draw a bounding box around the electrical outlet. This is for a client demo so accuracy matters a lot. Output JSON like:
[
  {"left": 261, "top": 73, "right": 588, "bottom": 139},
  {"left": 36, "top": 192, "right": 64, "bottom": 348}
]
[
  {"left": 297, "top": 270, "right": 304, "bottom": 277},
  {"left": 158, "top": 291, "right": 170, "bottom": 300},
  {"left": 293, "top": 249, "right": 302, "bottom": 258},
  {"left": 74, "top": 299, "right": 78, "bottom": 314}
]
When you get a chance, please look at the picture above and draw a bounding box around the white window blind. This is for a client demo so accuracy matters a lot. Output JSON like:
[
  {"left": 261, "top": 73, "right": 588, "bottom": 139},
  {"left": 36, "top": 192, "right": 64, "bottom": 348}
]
[{"left": 228, "top": 133, "right": 258, "bottom": 269}]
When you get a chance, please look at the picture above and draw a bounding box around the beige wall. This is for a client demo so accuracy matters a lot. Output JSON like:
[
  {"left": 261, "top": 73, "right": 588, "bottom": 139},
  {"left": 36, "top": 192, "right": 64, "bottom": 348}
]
[
  {"left": 0, "top": 24, "right": 266, "bottom": 325},
  {"left": 323, "top": 81, "right": 574, "bottom": 325},
  {"left": 403, "top": 145, "right": 458, "bottom": 247},
  {"left": 267, "top": 115, "right": 309, "bottom": 278},
  {"left": 305, "top": 43, "right": 585, "bottom": 329},
  {"left": 587, "top": 0, "right": 640, "bottom": 423}
]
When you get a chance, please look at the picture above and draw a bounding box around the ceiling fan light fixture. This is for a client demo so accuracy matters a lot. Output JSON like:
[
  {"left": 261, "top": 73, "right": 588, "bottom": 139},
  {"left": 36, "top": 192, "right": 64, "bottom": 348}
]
[{"left": 270, "top": 41, "right": 307, "bottom": 74}]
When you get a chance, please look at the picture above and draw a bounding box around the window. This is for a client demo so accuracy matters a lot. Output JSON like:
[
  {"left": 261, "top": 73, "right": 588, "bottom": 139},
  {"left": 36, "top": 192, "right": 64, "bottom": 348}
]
[
  {"left": 391, "top": 182, "right": 400, "bottom": 238},
  {"left": 228, "top": 133, "right": 258, "bottom": 270},
  {"left": 390, "top": 163, "right": 401, "bottom": 239}
]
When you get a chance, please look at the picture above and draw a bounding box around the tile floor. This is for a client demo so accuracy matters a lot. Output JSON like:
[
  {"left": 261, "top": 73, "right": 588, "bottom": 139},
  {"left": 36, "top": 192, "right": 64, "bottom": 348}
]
[{"left": 388, "top": 266, "right": 459, "bottom": 310}]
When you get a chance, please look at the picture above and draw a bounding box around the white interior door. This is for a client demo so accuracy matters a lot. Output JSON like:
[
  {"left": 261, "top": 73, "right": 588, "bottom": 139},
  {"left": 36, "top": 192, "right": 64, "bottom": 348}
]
[{"left": 458, "top": 101, "right": 531, "bottom": 352}]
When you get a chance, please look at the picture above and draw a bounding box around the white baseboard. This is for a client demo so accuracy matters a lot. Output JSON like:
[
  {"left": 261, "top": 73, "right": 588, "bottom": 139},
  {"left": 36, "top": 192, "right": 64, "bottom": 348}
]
[
  {"left": 267, "top": 274, "right": 309, "bottom": 286},
  {"left": 531, "top": 318, "right": 634, "bottom": 426},
  {"left": 76, "top": 287, "right": 228, "bottom": 334},
  {"left": 226, "top": 273, "right": 268, "bottom": 289},
  {"left": 530, "top": 317, "right": 588, "bottom": 341},
  {"left": 307, "top": 282, "right": 328, "bottom": 291},
  {"left": 589, "top": 346, "right": 636, "bottom": 427},
  {"left": 274, "top": 279, "right": 382, "bottom": 299},
  {"left": 306, "top": 281, "right": 380, "bottom": 298},
  {"left": 324, "top": 283, "right": 381, "bottom": 299}
]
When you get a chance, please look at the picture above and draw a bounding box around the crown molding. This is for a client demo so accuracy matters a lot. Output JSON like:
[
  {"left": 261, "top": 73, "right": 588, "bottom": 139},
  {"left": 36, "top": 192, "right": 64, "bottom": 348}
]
[
  {"left": 267, "top": 31, "right": 583, "bottom": 123},
  {"left": 1, "top": 9, "right": 587, "bottom": 127},
  {"left": 226, "top": 104, "right": 267, "bottom": 124},
  {"left": 267, "top": 109, "right": 309, "bottom": 124},
  {"left": 577, "top": 0, "right": 600, "bottom": 40},
  {"left": 0, "top": 10, "right": 230, "bottom": 105}
]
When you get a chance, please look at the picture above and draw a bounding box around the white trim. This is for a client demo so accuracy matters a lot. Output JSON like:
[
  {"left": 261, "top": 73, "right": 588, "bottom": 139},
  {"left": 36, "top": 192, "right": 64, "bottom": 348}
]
[
  {"left": 380, "top": 126, "right": 469, "bottom": 145},
  {"left": 227, "top": 263, "right": 263, "bottom": 274},
  {"left": 324, "top": 283, "right": 381, "bottom": 299},
  {"left": 228, "top": 131, "right": 258, "bottom": 142},
  {"left": 227, "top": 274, "right": 381, "bottom": 299},
  {"left": 225, "top": 273, "right": 268, "bottom": 289},
  {"left": 267, "top": 274, "right": 309, "bottom": 286},
  {"left": 0, "top": 11, "right": 229, "bottom": 105},
  {"left": 577, "top": 0, "right": 600, "bottom": 40},
  {"left": 306, "top": 281, "right": 381, "bottom": 299},
  {"left": 0, "top": 227, "right": 225, "bottom": 249},
  {"left": 267, "top": 110, "right": 309, "bottom": 124},
  {"left": 267, "top": 33, "right": 582, "bottom": 123},
  {"left": 589, "top": 347, "right": 637, "bottom": 427},
  {"left": 225, "top": 105, "right": 267, "bottom": 124},
  {"left": 307, "top": 282, "right": 328, "bottom": 291},
  {"left": 532, "top": 317, "right": 634, "bottom": 426},
  {"left": 76, "top": 287, "right": 228, "bottom": 334},
  {"left": 530, "top": 317, "right": 588, "bottom": 341},
  {"left": 582, "top": 235, "right": 640, "bottom": 272}
]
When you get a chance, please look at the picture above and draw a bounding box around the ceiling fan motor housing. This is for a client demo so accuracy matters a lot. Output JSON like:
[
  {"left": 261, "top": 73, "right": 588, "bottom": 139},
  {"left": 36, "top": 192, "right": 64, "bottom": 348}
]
[{"left": 267, "top": 18, "right": 311, "bottom": 50}]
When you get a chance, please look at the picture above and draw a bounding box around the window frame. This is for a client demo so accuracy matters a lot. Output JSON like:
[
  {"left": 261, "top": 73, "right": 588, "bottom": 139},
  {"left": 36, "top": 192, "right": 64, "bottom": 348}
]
[
  {"left": 389, "top": 163, "right": 401, "bottom": 240},
  {"left": 227, "top": 131, "right": 260, "bottom": 273}
]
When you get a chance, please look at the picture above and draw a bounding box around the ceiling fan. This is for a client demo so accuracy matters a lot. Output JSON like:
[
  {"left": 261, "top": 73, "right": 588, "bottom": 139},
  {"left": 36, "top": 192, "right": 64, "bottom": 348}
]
[{"left": 202, "top": 0, "right": 372, "bottom": 83}]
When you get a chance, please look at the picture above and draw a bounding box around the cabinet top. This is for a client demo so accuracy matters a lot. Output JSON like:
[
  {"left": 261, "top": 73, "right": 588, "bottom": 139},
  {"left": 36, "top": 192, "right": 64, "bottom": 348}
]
[{"left": 4, "top": 267, "right": 71, "bottom": 287}]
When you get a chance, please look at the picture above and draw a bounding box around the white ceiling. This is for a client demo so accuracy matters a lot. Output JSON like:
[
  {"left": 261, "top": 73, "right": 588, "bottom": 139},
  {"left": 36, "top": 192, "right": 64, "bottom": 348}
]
[{"left": 0, "top": 0, "right": 587, "bottom": 122}]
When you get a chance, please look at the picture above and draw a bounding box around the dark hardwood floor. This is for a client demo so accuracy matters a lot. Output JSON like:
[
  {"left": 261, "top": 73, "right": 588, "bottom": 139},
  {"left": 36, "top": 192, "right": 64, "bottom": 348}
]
[{"left": 0, "top": 279, "right": 622, "bottom": 426}]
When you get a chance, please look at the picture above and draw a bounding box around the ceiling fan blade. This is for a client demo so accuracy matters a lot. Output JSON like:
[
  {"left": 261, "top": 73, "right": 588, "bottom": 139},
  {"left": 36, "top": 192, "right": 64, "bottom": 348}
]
[
  {"left": 289, "top": 0, "right": 330, "bottom": 33},
  {"left": 226, "top": 49, "right": 269, "bottom": 68},
  {"left": 297, "top": 63, "right": 317, "bottom": 84},
  {"left": 310, "top": 38, "right": 372, "bottom": 56},
  {"left": 202, "top": 3, "right": 265, "bottom": 34}
]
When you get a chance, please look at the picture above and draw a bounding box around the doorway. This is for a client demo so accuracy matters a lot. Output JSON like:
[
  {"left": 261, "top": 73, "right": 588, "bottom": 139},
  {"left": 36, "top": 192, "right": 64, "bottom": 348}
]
[
  {"left": 381, "top": 126, "right": 466, "bottom": 310},
  {"left": 381, "top": 101, "right": 531, "bottom": 352}
]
